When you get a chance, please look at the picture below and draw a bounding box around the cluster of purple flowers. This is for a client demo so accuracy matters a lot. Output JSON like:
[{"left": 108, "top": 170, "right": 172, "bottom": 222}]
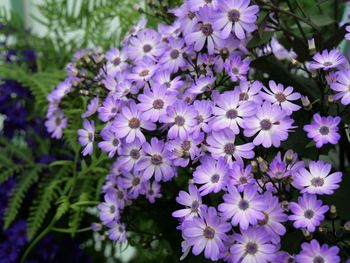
[{"left": 45, "top": 0, "right": 349, "bottom": 261}]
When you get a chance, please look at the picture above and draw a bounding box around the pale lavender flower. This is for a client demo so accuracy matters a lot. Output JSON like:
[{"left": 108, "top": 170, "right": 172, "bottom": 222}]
[
  {"left": 144, "top": 181, "right": 162, "bottom": 203},
  {"left": 330, "top": 69, "right": 350, "bottom": 105},
  {"left": 295, "top": 240, "right": 340, "bottom": 263},
  {"left": 260, "top": 80, "right": 301, "bottom": 115},
  {"left": 127, "top": 58, "right": 158, "bottom": 82},
  {"left": 104, "top": 48, "right": 128, "bottom": 75},
  {"left": 98, "top": 190, "right": 120, "bottom": 225},
  {"left": 97, "top": 95, "right": 121, "bottom": 122},
  {"left": 77, "top": 120, "right": 95, "bottom": 156},
  {"left": 82, "top": 97, "right": 99, "bottom": 118},
  {"left": 187, "top": 0, "right": 218, "bottom": 12},
  {"left": 98, "top": 128, "right": 121, "bottom": 158},
  {"left": 171, "top": 2, "right": 198, "bottom": 36},
  {"left": 227, "top": 163, "right": 254, "bottom": 192},
  {"left": 346, "top": 26, "right": 350, "bottom": 41},
  {"left": 152, "top": 71, "right": 184, "bottom": 94},
  {"left": 45, "top": 110, "right": 68, "bottom": 139},
  {"left": 193, "top": 157, "right": 229, "bottom": 196},
  {"left": 114, "top": 140, "right": 144, "bottom": 172},
  {"left": 192, "top": 99, "right": 213, "bottom": 135},
  {"left": 243, "top": 102, "right": 295, "bottom": 148},
  {"left": 118, "top": 172, "right": 145, "bottom": 199},
  {"left": 111, "top": 101, "right": 156, "bottom": 143},
  {"left": 188, "top": 75, "right": 216, "bottom": 95},
  {"left": 108, "top": 221, "right": 127, "bottom": 243},
  {"left": 293, "top": 160, "right": 342, "bottom": 195},
  {"left": 224, "top": 55, "right": 250, "bottom": 82},
  {"left": 235, "top": 80, "right": 263, "bottom": 104},
  {"left": 214, "top": 0, "right": 259, "bottom": 39},
  {"left": 304, "top": 114, "right": 341, "bottom": 148},
  {"left": 136, "top": 137, "right": 175, "bottom": 182},
  {"left": 289, "top": 194, "right": 329, "bottom": 232},
  {"left": 182, "top": 206, "right": 231, "bottom": 261},
  {"left": 172, "top": 184, "right": 204, "bottom": 219},
  {"left": 159, "top": 38, "right": 187, "bottom": 73},
  {"left": 309, "top": 49, "right": 346, "bottom": 70},
  {"left": 219, "top": 185, "right": 266, "bottom": 230}
]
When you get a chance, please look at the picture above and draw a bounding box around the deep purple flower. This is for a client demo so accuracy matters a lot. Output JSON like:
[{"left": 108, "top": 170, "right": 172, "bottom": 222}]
[
  {"left": 7, "top": 220, "right": 27, "bottom": 246},
  {"left": 224, "top": 55, "right": 250, "bottom": 82},
  {"left": 111, "top": 101, "right": 156, "bottom": 143},
  {"left": 98, "top": 190, "right": 120, "bottom": 225},
  {"left": 227, "top": 162, "right": 254, "bottom": 192},
  {"left": 193, "top": 157, "right": 228, "bottom": 196},
  {"left": 304, "top": 114, "right": 341, "bottom": 148},
  {"left": 182, "top": 206, "right": 231, "bottom": 261},
  {"left": 82, "top": 97, "right": 99, "bottom": 118},
  {"left": 293, "top": 160, "right": 342, "bottom": 195},
  {"left": 77, "top": 120, "right": 95, "bottom": 156},
  {"left": 219, "top": 185, "right": 266, "bottom": 230},
  {"left": 172, "top": 184, "right": 204, "bottom": 219},
  {"left": 243, "top": 102, "right": 294, "bottom": 148},
  {"left": 260, "top": 80, "right": 301, "bottom": 115},
  {"left": 289, "top": 194, "right": 329, "bottom": 232},
  {"left": 309, "top": 49, "right": 346, "bottom": 70},
  {"left": 295, "top": 239, "right": 340, "bottom": 263},
  {"left": 136, "top": 137, "right": 175, "bottom": 182},
  {"left": 214, "top": 0, "right": 259, "bottom": 39},
  {"left": 230, "top": 226, "right": 277, "bottom": 263},
  {"left": 330, "top": 69, "right": 350, "bottom": 105}
]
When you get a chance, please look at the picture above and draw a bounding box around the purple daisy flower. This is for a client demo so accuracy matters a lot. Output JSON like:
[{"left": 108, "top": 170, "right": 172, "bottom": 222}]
[
  {"left": 98, "top": 128, "right": 121, "bottom": 158},
  {"left": 137, "top": 85, "right": 175, "bottom": 122},
  {"left": 45, "top": 110, "right": 68, "bottom": 139},
  {"left": 188, "top": 75, "right": 216, "bottom": 95},
  {"left": 295, "top": 239, "right": 340, "bottom": 263},
  {"left": 185, "top": 6, "right": 223, "bottom": 54},
  {"left": 97, "top": 95, "right": 121, "bottom": 122},
  {"left": 346, "top": 26, "right": 350, "bottom": 41},
  {"left": 260, "top": 80, "right": 301, "bottom": 115},
  {"left": 293, "top": 160, "right": 342, "bottom": 195},
  {"left": 98, "top": 190, "right": 120, "bottom": 225},
  {"left": 224, "top": 55, "right": 250, "bottom": 82},
  {"left": 235, "top": 80, "right": 263, "bottom": 104},
  {"left": 118, "top": 171, "right": 145, "bottom": 199},
  {"left": 214, "top": 0, "right": 259, "bottom": 39},
  {"left": 127, "top": 58, "right": 158, "bottom": 82},
  {"left": 172, "top": 184, "right": 204, "bottom": 219},
  {"left": 289, "top": 194, "right": 329, "bottom": 232},
  {"left": 104, "top": 47, "right": 128, "bottom": 75},
  {"left": 160, "top": 100, "right": 198, "bottom": 139},
  {"left": 192, "top": 99, "right": 213, "bottom": 136},
  {"left": 193, "top": 156, "right": 229, "bottom": 196},
  {"left": 114, "top": 140, "right": 144, "bottom": 172},
  {"left": 211, "top": 90, "right": 256, "bottom": 134},
  {"left": 230, "top": 226, "right": 277, "bottom": 263},
  {"left": 330, "top": 69, "right": 350, "bottom": 105},
  {"left": 227, "top": 162, "right": 254, "bottom": 192},
  {"left": 243, "top": 102, "right": 294, "bottom": 148},
  {"left": 218, "top": 185, "right": 266, "bottom": 230},
  {"left": 182, "top": 206, "right": 231, "bottom": 261},
  {"left": 136, "top": 137, "right": 175, "bottom": 182},
  {"left": 144, "top": 181, "right": 162, "bottom": 203},
  {"left": 152, "top": 71, "right": 184, "bottom": 94},
  {"left": 82, "top": 97, "right": 99, "bottom": 118},
  {"left": 207, "top": 129, "right": 255, "bottom": 164},
  {"left": 309, "top": 49, "right": 346, "bottom": 71},
  {"left": 111, "top": 101, "right": 156, "bottom": 143},
  {"left": 159, "top": 37, "right": 187, "bottom": 73},
  {"left": 77, "top": 120, "right": 95, "bottom": 156},
  {"left": 304, "top": 114, "right": 341, "bottom": 148},
  {"left": 108, "top": 221, "right": 128, "bottom": 243},
  {"left": 171, "top": 2, "right": 199, "bottom": 36},
  {"left": 187, "top": 0, "right": 218, "bottom": 12}
]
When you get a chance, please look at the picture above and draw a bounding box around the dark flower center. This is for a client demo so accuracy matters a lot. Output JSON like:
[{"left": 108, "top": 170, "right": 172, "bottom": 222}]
[
  {"left": 182, "top": 140, "right": 191, "bottom": 151},
  {"left": 88, "top": 132, "right": 94, "bottom": 142},
  {"left": 128, "top": 117, "right": 141, "bottom": 129},
  {"left": 226, "top": 109, "right": 238, "bottom": 119},
  {"left": 132, "top": 177, "right": 141, "bottom": 186},
  {"left": 275, "top": 92, "right": 287, "bottom": 102},
  {"left": 175, "top": 115, "right": 185, "bottom": 126},
  {"left": 112, "top": 138, "right": 119, "bottom": 147},
  {"left": 153, "top": 99, "right": 164, "bottom": 109},
  {"left": 191, "top": 200, "right": 200, "bottom": 212},
  {"left": 130, "top": 149, "right": 141, "bottom": 159},
  {"left": 224, "top": 143, "right": 236, "bottom": 155},
  {"left": 323, "top": 61, "right": 332, "bottom": 67},
  {"left": 245, "top": 242, "right": 258, "bottom": 255},
  {"left": 232, "top": 67, "right": 239, "bottom": 74},
  {"left": 319, "top": 126, "right": 329, "bottom": 135},
  {"left": 304, "top": 209, "right": 314, "bottom": 219},
  {"left": 143, "top": 44, "right": 153, "bottom": 53},
  {"left": 148, "top": 189, "right": 154, "bottom": 195},
  {"left": 228, "top": 9, "right": 241, "bottom": 22},
  {"left": 113, "top": 57, "right": 121, "bottom": 66},
  {"left": 139, "top": 69, "right": 150, "bottom": 77},
  {"left": 203, "top": 226, "right": 215, "bottom": 239},
  {"left": 110, "top": 205, "right": 116, "bottom": 214},
  {"left": 313, "top": 256, "right": 325, "bottom": 263},
  {"left": 311, "top": 177, "right": 324, "bottom": 187},
  {"left": 260, "top": 119, "right": 272, "bottom": 130},
  {"left": 239, "top": 176, "right": 248, "bottom": 184},
  {"left": 238, "top": 199, "right": 249, "bottom": 210},
  {"left": 188, "top": 12, "right": 196, "bottom": 20},
  {"left": 151, "top": 154, "right": 163, "bottom": 165},
  {"left": 258, "top": 212, "right": 269, "bottom": 225},
  {"left": 117, "top": 190, "right": 124, "bottom": 199},
  {"left": 239, "top": 92, "right": 249, "bottom": 101},
  {"left": 197, "top": 115, "right": 204, "bottom": 123},
  {"left": 118, "top": 226, "right": 124, "bottom": 232},
  {"left": 170, "top": 49, "right": 180, "bottom": 59},
  {"left": 55, "top": 117, "right": 62, "bottom": 126},
  {"left": 211, "top": 173, "right": 220, "bottom": 183},
  {"left": 111, "top": 107, "right": 117, "bottom": 113},
  {"left": 201, "top": 23, "right": 213, "bottom": 36}
]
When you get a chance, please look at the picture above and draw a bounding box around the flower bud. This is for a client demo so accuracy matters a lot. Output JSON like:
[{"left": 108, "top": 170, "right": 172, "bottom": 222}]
[
  {"left": 329, "top": 205, "right": 337, "bottom": 219},
  {"left": 302, "top": 229, "right": 313, "bottom": 240},
  {"left": 344, "top": 221, "right": 350, "bottom": 233},
  {"left": 257, "top": 157, "right": 268, "bottom": 173},
  {"left": 285, "top": 149, "right": 295, "bottom": 165},
  {"left": 220, "top": 48, "right": 230, "bottom": 60},
  {"left": 301, "top": 95, "right": 312, "bottom": 111},
  {"left": 308, "top": 38, "right": 316, "bottom": 54},
  {"left": 91, "top": 223, "right": 102, "bottom": 232},
  {"left": 250, "top": 160, "right": 258, "bottom": 173},
  {"left": 327, "top": 95, "right": 335, "bottom": 105}
]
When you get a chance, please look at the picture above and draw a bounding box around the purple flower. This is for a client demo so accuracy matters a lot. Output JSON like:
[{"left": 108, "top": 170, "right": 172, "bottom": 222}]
[
  {"left": 107, "top": 221, "right": 128, "bottom": 243},
  {"left": 111, "top": 101, "right": 156, "bottom": 143},
  {"left": 98, "top": 128, "right": 121, "bottom": 158},
  {"left": 304, "top": 114, "right": 341, "bottom": 148},
  {"left": 160, "top": 100, "right": 198, "bottom": 139},
  {"left": 235, "top": 80, "right": 263, "bottom": 104},
  {"left": 224, "top": 55, "right": 250, "bottom": 82},
  {"left": 152, "top": 71, "right": 184, "bottom": 94},
  {"left": 171, "top": 2, "right": 199, "bottom": 36},
  {"left": 243, "top": 102, "right": 294, "bottom": 148},
  {"left": 230, "top": 227, "right": 277, "bottom": 263},
  {"left": 137, "top": 85, "right": 175, "bottom": 122},
  {"left": 309, "top": 49, "right": 346, "bottom": 70},
  {"left": 114, "top": 140, "right": 144, "bottom": 172},
  {"left": 346, "top": 26, "right": 350, "bottom": 41},
  {"left": 136, "top": 137, "right": 175, "bottom": 182},
  {"left": 293, "top": 160, "right": 342, "bottom": 195},
  {"left": 214, "top": 0, "right": 259, "bottom": 39},
  {"left": 295, "top": 240, "right": 340, "bottom": 263},
  {"left": 77, "top": 120, "right": 95, "bottom": 156},
  {"left": 144, "top": 181, "right": 162, "bottom": 203},
  {"left": 82, "top": 97, "right": 99, "bottom": 118},
  {"left": 185, "top": 6, "right": 223, "bottom": 54},
  {"left": 227, "top": 162, "right": 254, "bottom": 192},
  {"left": 182, "top": 206, "right": 231, "bottom": 261},
  {"left": 289, "top": 194, "right": 329, "bottom": 232},
  {"left": 207, "top": 129, "right": 255, "bottom": 164},
  {"left": 98, "top": 190, "right": 120, "bottom": 225},
  {"left": 118, "top": 171, "right": 145, "bottom": 199},
  {"left": 45, "top": 110, "right": 68, "bottom": 139},
  {"left": 192, "top": 99, "right": 213, "bottom": 135},
  {"left": 97, "top": 95, "right": 120, "bottom": 122},
  {"left": 260, "top": 80, "right": 301, "bottom": 115},
  {"left": 211, "top": 90, "right": 256, "bottom": 134},
  {"left": 330, "top": 69, "right": 350, "bottom": 105},
  {"left": 172, "top": 184, "right": 204, "bottom": 219},
  {"left": 188, "top": 75, "right": 216, "bottom": 95},
  {"left": 127, "top": 58, "right": 158, "bottom": 82},
  {"left": 187, "top": 0, "right": 218, "bottom": 12},
  {"left": 219, "top": 185, "right": 266, "bottom": 230},
  {"left": 159, "top": 38, "right": 187, "bottom": 73},
  {"left": 193, "top": 157, "right": 228, "bottom": 196}
]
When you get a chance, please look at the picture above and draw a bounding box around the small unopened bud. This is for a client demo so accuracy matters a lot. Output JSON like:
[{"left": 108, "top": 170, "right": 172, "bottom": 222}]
[
  {"left": 301, "top": 95, "right": 312, "bottom": 110},
  {"left": 285, "top": 149, "right": 295, "bottom": 165},
  {"left": 133, "top": 4, "right": 143, "bottom": 13},
  {"left": 327, "top": 95, "right": 335, "bottom": 105},
  {"left": 220, "top": 48, "right": 230, "bottom": 60},
  {"left": 302, "top": 229, "right": 313, "bottom": 240},
  {"left": 329, "top": 205, "right": 337, "bottom": 219},
  {"left": 281, "top": 200, "right": 289, "bottom": 211},
  {"left": 257, "top": 157, "right": 268, "bottom": 173},
  {"left": 250, "top": 160, "right": 258, "bottom": 173},
  {"left": 188, "top": 179, "right": 194, "bottom": 185},
  {"left": 318, "top": 226, "right": 326, "bottom": 234},
  {"left": 91, "top": 223, "right": 102, "bottom": 232},
  {"left": 308, "top": 38, "right": 316, "bottom": 54},
  {"left": 344, "top": 221, "right": 350, "bottom": 232},
  {"left": 290, "top": 57, "right": 300, "bottom": 66}
]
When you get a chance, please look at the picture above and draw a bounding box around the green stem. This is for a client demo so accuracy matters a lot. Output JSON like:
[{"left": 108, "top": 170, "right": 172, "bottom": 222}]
[{"left": 52, "top": 226, "right": 92, "bottom": 233}]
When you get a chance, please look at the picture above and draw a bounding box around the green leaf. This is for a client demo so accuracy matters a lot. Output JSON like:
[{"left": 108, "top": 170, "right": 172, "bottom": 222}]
[{"left": 310, "top": 14, "right": 334, "bottom": 27}]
